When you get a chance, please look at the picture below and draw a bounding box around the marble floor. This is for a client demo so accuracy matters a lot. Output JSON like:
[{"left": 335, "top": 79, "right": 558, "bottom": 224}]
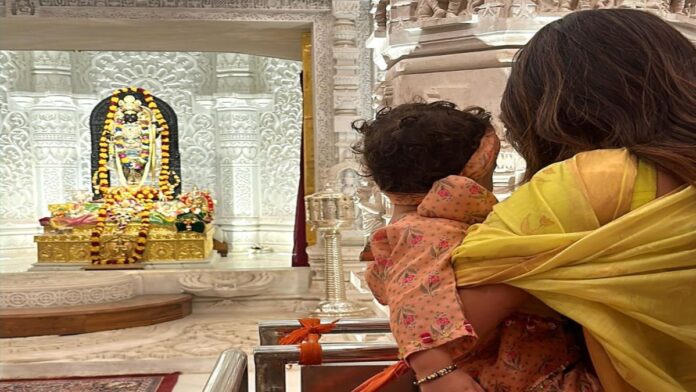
[
  {"left": 0, "top": 299, "right": 317, "bottom": 391},
  {"left": 0, "top": 249, "right": 387, "bottom": 391}
]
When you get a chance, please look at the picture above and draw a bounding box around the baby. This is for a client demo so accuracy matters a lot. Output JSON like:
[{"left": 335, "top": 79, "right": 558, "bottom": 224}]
[{"left": 353, "top": 102, "right": 597, "bottom": 391}]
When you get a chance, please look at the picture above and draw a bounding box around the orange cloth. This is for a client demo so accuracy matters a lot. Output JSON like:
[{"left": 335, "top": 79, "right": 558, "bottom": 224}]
[
  {"left": 352, "top": 361, "right": 410, "bottom": 392},
  {"left": 278, "top": 318, "right": 338, "bottom": 345},
  {"left": 279, "top": 318, "right": 338, "bottom": 365}
]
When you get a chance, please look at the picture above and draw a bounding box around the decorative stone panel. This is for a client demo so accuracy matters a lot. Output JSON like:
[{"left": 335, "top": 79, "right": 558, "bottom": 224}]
[{"left": 0, "top": 50, "right": 304, "bottom": 254}]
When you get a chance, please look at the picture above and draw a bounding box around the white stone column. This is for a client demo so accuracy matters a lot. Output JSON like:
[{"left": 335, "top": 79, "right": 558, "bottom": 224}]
[
  {"left": 214, "top": 96, "right": 272, "bottom": 253},
  {"left": 30, "top": 51, "right": 72, "bottom": 93},
  {"left": 216, "top": 53, "right": 257, "bottom": 94},
  {"left": 27, "top": 52, "right": 79, "bottom": 218},
  {"left": 213, "top": 53, "right": 276, "bottom": 253},
  {"left": 29, "top": 95, "right": 80, "bottom": 218},
  {"left": 332, "top": 0, "right": 362, "bottom": 161},
  {"left": 309, "top": 0, "right": 370, "bottom": 285}
]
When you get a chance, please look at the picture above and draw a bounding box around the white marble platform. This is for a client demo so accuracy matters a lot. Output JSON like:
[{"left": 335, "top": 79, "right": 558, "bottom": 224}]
[
  {"left": 0, "top": 248, "right": 314, "bottom": 321},
  {"left": 0, "top": 271, "right": 138, "bottom": 309},
  {"left": 0, "top": 268, "right": 312, "bottom": 310},
  {"left": 0, "top": 248, "right": 294, "bottom": 273}
]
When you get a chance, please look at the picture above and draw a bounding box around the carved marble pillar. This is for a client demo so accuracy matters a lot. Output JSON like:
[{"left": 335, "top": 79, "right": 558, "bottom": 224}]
[
  {"left": 255, "top": 58, "right": 303, "bottom": 253},
  {"left": 332, "top": 0, "right": 362, "bottom": 161},
  {"left": 216, "top": 53, "right": 258, "bottom": 94},
  {"left": 214, "top": 96, "right": 270, "bottom": 253},
  {"left": 29, "top": 95, "right": 80, "bottom": 217},
  {"left": 30, "top": 51, "right": 72, "bottom": 93},
  {"left": 307, "top": 0, "right": 374, "bottom": 286},
  {"left": 26, "top": 52, "right": 79, "bottom": 217}
]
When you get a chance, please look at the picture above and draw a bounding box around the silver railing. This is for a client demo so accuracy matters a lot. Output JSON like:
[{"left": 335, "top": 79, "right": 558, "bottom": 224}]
[
  {"left": 203, "top": 348, "right": 248, "bottom": 392},
  {"left": 258, "top": 318, "right": 391, "bottom": 345},
  {"left": 253, "top": 342, "right": 416, "bottom": 392}
]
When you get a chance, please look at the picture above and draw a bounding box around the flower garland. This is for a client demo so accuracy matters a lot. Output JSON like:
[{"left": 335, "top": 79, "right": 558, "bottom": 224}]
[
  {"left": 90, "top": 186, "right": 158, "bottom": 265},
  {"left": 92, "top": 86, "right": 173, "bottom": 200},
  {"left": 89, "top": 86, "right": 174, "bottom": 265},
  {"left": 114, "top": 119, "right": 151, "bottom": 173},
  {"left": 180, "top": 191, "right": 215, "bottom": 215}
]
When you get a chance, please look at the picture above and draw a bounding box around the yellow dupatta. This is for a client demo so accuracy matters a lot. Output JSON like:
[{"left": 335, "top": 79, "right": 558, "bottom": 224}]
[{"left": 451, "top": 149, "right": 696, "bottom": 391}]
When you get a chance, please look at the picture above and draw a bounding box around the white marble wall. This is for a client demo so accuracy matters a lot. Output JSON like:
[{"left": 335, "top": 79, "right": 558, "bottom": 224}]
[
  {"left": 0, "top": 50, "right": 302, "bottom": 252},
  {"left": 368, "top": 4, "right": 694, "bottom": 199}
]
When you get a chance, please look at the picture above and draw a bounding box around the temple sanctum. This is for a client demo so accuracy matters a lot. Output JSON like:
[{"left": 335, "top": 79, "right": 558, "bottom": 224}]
[{"left": 0, "top": 1, "right": 694, "bottom": 391}]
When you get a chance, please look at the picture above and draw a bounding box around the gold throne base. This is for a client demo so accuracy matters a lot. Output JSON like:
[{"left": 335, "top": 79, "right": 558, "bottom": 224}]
[{"left": 34, "top": 224, "right": 214, "bottom": 264}]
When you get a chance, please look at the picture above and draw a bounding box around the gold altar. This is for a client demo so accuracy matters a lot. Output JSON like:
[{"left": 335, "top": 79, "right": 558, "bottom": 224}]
[
  {"left": 35, "top": 224, "right": 214, "bottom": 263},
  {"left": 33, "top": 87, "right": 216, "bottom": 266}
]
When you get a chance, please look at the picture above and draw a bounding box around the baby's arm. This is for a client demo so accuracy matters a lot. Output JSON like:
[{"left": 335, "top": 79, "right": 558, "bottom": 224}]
[
  {"left": 458, "top": 284, "right": 530, "bottom": 340},
  {"left": 408, "top": 284, "right": 529, "bottom": 391}
]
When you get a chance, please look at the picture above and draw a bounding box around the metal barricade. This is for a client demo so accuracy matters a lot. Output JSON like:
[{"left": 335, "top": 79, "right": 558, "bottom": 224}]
[
  {"left": 253, "top": 342, "right": 416, "bottom": 392},
  {"left": 258, "top": 318, "right": 391, "bottom": 345},
  {"left": 203, "top": 348, "right": 248, "bottom": 392}
]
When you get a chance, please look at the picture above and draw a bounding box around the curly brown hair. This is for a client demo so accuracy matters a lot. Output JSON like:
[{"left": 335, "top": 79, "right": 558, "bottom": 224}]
[
  {"left": 352, "top": 101, "right": 492, "bottom": 193},
  {"left": 501, "top": 9, "right": 696, "bottom": 185}
]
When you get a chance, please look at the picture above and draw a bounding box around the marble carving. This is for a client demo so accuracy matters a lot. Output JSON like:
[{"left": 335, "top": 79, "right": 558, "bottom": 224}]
[
  {"left": 0, "top": 51, "right": 303, "bottom": 253},
  {"left": 0, "top": 0, "right": 376, "bottom": 260},
  {"left": 179, "top": 271, "right": 275, "bottom": 297},
  {"left": 0, "top": 272, "right": 138, "bottom": 309}
]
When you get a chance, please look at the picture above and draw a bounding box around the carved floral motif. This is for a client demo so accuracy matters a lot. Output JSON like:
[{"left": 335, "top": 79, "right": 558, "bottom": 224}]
[
  {"left": 180, "top": 113, "right": 216, "bottom": 193},
  {"left": 0, "top": 272, "right": 138, "bottom": 309},
  {"left": 85, "top": 52, "right": 210, "bottom": 115},
  {"left": 0, "top": 111, "right": 35, "bottom": 222},
  {"left": 258, "top": 58, "right": 303, "bottom": 217}
]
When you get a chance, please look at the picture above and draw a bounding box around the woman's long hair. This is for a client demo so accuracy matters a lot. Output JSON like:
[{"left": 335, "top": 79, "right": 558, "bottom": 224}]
[{"left": 501, "top": 9, "right": 696, "bottom": 185}]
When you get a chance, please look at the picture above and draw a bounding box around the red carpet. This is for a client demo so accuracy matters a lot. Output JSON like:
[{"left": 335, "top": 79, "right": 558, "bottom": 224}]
[{"left": 0, "top": 373, "right": 179, "bottom": 392}]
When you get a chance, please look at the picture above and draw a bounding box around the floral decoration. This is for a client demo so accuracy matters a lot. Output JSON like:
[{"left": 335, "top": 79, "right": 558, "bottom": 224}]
[
  {"left": 91, "top": 86, "right": 174, "bottom": 199},
  {"left": 90, "top": 186, "right": 159, "bottom": 265},
  {"left": 88, "top": 86, "right": 176, "bottom": 265}
]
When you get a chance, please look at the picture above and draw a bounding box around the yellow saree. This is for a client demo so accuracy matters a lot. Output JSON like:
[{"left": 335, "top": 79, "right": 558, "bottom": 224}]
[{"left": 451, "top": 149, "right": 696, "bottom": 391}]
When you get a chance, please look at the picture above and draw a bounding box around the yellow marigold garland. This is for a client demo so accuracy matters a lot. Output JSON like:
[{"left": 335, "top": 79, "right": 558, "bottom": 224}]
[
  {"left": 90, "top": 186, "right": 159, "bottom": 265},
  {"left": 89, "top": 86, "right": 174, "bottom": 265}
]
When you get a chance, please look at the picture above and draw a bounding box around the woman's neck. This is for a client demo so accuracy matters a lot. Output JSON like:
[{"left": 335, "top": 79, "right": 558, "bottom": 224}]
[{"left": 390, "top": 204, "right": 417, "bottom": 223}]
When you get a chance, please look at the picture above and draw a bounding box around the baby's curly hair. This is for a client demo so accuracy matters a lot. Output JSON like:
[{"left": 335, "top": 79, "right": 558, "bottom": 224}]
[{"left": 352, "top": 101, "right": 492, "bottom": 193}]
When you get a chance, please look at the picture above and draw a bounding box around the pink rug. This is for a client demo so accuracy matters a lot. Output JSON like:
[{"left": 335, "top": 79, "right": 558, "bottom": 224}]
[{"left": 0, "top": 373, "right": 179, "bottom": 392}]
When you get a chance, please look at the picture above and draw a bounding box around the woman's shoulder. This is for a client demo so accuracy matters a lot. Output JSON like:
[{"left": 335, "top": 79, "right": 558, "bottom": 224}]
[
  {"left": 534, "top": 148, "right": 632, "bottom": 178},
  {"left": 518, "top": 148, "right": 635, "bottom": 187},
  {"left": 494, "top": 148, "right": 639, "bottom": 229}
]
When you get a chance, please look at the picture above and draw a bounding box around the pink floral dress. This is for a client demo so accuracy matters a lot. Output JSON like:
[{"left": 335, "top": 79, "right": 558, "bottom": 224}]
[{"left": 365, "top": 175, "right": 601, "bottom": 392}]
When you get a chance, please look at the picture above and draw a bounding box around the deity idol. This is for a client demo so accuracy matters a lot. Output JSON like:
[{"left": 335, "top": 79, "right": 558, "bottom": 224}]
[
  {"left": 91, "top": 88, "right": 180, "bottom": 197},
  {"left": 110, "top": 95, "right": 158, "bottom": 187},
  {"left": 35, "top": 87, "right": 215, "bottom": 266}
]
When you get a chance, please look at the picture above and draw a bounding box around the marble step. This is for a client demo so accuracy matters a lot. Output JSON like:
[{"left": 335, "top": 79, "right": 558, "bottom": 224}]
[
  {"left": 0, "top": 271, "right": 138, "bottom": 309},
  {"left": 0, "top": 266, "right": 312, "bottom": 306},
  {"left": 0, "top": 294, "right": 192, "bottom": 338}
]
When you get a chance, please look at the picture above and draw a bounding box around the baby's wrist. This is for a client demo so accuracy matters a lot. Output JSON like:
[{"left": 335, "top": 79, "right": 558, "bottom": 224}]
[{"left": 407, "top": 346, "right": 457, "bottom": 379}]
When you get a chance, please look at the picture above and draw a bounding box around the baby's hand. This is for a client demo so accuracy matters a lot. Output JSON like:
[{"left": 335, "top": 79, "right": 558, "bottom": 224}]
[{"left": 418, "top": 369, "right": 484, "bottom": 392}]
